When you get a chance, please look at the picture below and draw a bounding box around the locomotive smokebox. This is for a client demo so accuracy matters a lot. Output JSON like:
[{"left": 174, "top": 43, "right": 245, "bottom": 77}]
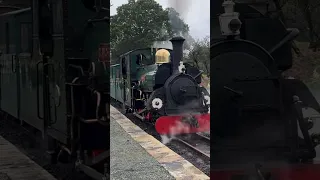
[{"left": 170, "top": 36, "right": 185, "bottom": 74}]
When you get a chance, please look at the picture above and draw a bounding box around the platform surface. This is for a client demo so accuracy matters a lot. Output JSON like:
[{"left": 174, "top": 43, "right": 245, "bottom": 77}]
[
  {"left": 0, "top": 136, "right": 56, "bottom": 180},
  {"left": 110, "top": 105, "right": 209, "bottom": 180}
]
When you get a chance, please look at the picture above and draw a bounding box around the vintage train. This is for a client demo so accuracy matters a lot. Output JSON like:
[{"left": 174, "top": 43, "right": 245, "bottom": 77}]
[
  {"left": 0, "top": 0, "right": 109, "bottom": 179},
  {"left": 210, "top": 0, "right": 320, "bottom": 179},
  {"left": 110, "top": 38, "right": 210, "bottom": 135}
]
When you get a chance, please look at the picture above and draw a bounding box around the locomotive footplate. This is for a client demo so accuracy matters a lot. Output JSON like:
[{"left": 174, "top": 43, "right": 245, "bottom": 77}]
[{"left": 155, "top": 113, "right": 210, "bottom": 135}]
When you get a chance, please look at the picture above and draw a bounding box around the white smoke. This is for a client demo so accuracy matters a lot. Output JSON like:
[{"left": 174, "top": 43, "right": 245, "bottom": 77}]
[
  {"left": 160, "top": 135, "right": 174, "bottom": 145},
  {"left": 160, "top": 114, "right": 210, "bottom": 145},
  {"left": 160, "top": 121, "right": 190, "bottom": 144},
  {"left": 167, "top": 0, "right": 192, "bottom": 21}
]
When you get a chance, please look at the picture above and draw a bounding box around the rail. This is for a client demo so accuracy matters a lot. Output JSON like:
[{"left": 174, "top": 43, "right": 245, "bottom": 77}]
[{"left": 175, "top": 133, "right": 210, "bottom": 159}]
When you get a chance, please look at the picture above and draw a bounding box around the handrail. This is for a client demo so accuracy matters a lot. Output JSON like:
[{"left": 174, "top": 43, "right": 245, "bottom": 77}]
[{"left": 36, "top": 60, "right": 44, "bottom": 120}]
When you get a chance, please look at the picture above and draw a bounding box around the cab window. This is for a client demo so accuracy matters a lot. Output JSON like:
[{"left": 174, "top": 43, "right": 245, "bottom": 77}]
[{"left": 136, "top": 53, "right": 152, "bottom": 66}]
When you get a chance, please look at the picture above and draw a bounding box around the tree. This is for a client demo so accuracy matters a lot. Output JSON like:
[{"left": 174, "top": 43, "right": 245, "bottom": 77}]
[
  {"left": 166, "top": 7, "right": 194, "bottom": 50},
  {"left": 184, "top": 36, "right": 210, "bottom": 77},
  {"left": 281, "top": 0, "right": 320, "bottom": 46},
  {"left": 277, "top": 0, "right": 320, "bottom": 82},
  {"left": 110, "top": 0, "right": 172, "bottom": 59},
  {"left": 110, "top": 0, "right": 191, "bottom": 61}
]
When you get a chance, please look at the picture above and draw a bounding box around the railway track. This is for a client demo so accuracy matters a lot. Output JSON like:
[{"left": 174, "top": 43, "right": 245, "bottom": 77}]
[{"left": 174, "top": 133, "right": 210, "bottom": 160}]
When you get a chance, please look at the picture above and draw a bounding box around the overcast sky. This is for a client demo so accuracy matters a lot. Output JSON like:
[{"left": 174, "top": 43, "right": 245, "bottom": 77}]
[{"left": 110, "top": 0, "right": 210, "bottom": 40}]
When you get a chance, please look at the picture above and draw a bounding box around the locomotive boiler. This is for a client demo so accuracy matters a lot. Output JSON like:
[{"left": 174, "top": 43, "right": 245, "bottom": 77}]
[
  {"left": 110, "top": 37, "right": 210, "bottom": 135},
  {"left": 210, "top": 0, "right": 320, "bottom": 179}
]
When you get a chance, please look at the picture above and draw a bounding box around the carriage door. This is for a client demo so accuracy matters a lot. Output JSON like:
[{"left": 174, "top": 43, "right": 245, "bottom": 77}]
[
  {"left": 125, "top": 56, "right": 132, "bottom": 107},
  {"left": 119, "top": 57, "right": 126, "bottom": 106},
  {"left": 39, "top": 0, "right": 64, "bottom": 139},
  {"left": 47, "top": 0, "right": 68, "bottom": 140},
  {"left": 120, "top": 56, "right": 131, "bottom": 108},
  {"left": 0, "top": 21, "right": 20, "bottom": 119}
]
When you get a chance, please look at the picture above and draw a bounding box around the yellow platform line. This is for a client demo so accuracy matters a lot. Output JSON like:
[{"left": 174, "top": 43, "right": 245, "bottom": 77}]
[{"left": 110, "top": 106, "right": 210, "bottom": 180}]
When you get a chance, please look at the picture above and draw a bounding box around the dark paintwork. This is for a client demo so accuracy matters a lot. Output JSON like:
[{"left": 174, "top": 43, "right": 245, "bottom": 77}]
[
  {"left": 0, "top": 0, "right": 109, "bottom": 146},
  {"left": 210, "top": 0, "right": 320, "bottom": 177},
  {"left": 0, "top": 8, "right": 31, "bottom": 127}
]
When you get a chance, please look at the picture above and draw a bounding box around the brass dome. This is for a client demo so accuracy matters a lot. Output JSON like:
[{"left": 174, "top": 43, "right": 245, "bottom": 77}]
[{"left": 155, "top": 49, "right": 170, "bottom": 64}]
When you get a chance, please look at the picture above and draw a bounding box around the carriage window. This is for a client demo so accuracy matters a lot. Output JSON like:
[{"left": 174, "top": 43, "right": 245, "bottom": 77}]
[
  {"left": 111, "top": 68, "right": 113, "bottom": 78},
  {"left": 136, "top": 53, "right": 151, "bottom": 66},
  {"left": 136, "top": 54, "right": 145, "bottom": 65},
  {"left": 116, "top": 69, "right": 120, "bottom": 78},
  {"left": 136, "top": 54, "right": 140, "bottom": 65},
  {"left": 121, "top": 57, "right": 127, "bottom": 77},
  {"left": 20, "top": 23, "right": 32, "bottom": 53}
]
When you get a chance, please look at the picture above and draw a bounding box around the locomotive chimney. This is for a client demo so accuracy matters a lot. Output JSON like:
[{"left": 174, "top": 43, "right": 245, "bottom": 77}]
[{"left": 170, "top": 36, "right": 185, "bottom": 74}]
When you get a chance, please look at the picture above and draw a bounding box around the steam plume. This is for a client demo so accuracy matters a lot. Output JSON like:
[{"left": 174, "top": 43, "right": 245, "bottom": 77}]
[{"left": 167, "top": 0, "right": 191, "bottom": 20}]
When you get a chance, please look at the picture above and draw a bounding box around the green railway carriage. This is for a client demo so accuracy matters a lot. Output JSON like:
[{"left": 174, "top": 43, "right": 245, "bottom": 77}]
[
  {"left": 0, "top": 8, "right": 32, "bottom": 124},
  {"left": 110, "top": 45, "right": 173, "bottom": 107},
  {"left": 0, "top": 0, "right": 110, "bottom": 179}
]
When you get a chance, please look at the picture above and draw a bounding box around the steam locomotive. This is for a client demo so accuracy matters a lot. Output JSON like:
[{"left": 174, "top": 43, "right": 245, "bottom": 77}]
[
  {"left": 211, "top": 0, "right": 320, "bottom": 179},
  {"left": 0, "top": 1, "right": 109, "bottom": 179},
  {"left": 110, "top": 38, "right": 210, "bottom": 135}
]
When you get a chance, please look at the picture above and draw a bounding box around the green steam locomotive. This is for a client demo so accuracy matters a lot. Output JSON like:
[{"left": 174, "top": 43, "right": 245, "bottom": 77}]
[{"left": 111, "top": 37, "right": 210, "bottom": 135}]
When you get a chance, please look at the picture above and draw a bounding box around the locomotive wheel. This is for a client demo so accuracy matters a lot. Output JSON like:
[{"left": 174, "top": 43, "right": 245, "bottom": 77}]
[
  {"left": 126, "top": 108, "right": 134, "bottom": 113},
  {"left": 57, "top": 148, "right": 72, "bottom": 164}
]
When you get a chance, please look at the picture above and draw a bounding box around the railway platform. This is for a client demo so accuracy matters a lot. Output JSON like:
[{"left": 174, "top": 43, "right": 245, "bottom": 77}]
[
  {"left": 0, "top": 136, "right": 56, "bottom": 180},
  {"left": 110, "top": 105, "right": 209, "bottom": 180}
]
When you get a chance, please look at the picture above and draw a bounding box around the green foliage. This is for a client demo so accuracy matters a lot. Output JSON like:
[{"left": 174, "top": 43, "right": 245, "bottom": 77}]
[
  {"left": 111, "top": 0, "right": 172, "bottom": 59},
  {"left": 280, "top": 0, "right": 320, "bottom": 41},
  {"left": 110, "top": 0, "right": 191, "bottom": 61},
  {"left": 166, "top": 7, "right": 189, "bottom": 35},
  {"left": 166, "top": 7, "right": 194, "bottom": 50},
  {"left": 110, "top": 0, "right": 208, "bottom": 73},
  {"left": 278, "top": 0, "right": 320, "bottom": 83},
  {"left": 184, "top": 36, "right": 210, "bottom": 77}
]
